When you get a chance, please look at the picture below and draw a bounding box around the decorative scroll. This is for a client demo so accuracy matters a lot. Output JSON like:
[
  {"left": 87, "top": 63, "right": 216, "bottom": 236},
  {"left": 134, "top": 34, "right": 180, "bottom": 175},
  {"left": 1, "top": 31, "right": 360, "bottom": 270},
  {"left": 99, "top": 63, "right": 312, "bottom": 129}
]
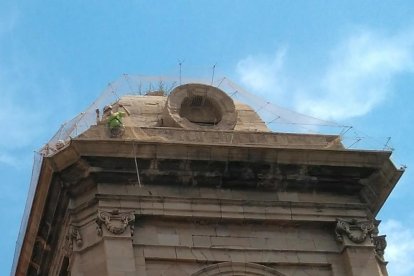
[
  {"left": 96, "top": 209, "right": 135, "bottom": 236},
  {"left": 373, "top": 235, "right": 387, "bottom": 263},
  {"left": 335, "top": 218, "right": 375, "bottom": 244}
]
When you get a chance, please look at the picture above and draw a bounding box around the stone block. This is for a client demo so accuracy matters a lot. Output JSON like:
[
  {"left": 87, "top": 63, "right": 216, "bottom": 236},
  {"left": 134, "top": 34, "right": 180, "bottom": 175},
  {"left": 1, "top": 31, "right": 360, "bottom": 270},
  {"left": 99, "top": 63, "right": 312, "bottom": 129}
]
[
  {"left": 297, "top": 252, "right": 328, "bottom": 264},
  {"left": 78, "top": 222, "right": 102, "bottom": 250},
  {"left": 158, "top": 233, "right": 180, "bottom": 246},
  {"left": 211, "top": 249, "right": 232, "bottom": 262},
  {"left": 104, "top": 239, "right": 135, "bottom": 260},
  {"left": 135, "top": 255, "right": 146, "bottom": 266},
  {"left": 106, "top": 257, "right": 136, "bottom": 272},
  {"left": 282, "top": 252, "right": 301, "bottom": 263},
  {"left": 143, "top": 246, "right": 177, "bottom": 260},
  {"left": 211, "top": 236, "right": 250, "bottom": 248},
  {"left": 266, "top": 238, "right": 288, "bottom": 250},
  {"left": 178, "top": 232, "right": 193, "bottom": 247},
  {"left": 134, "top": 225, "right": 159, "bottom": 245},
  {"left": 120, "top": 200, "right": 139, "bottom": 209},
  {"left": 188, "top": 224, "right": 216, "bottom": 236},
  {"left": 286, "top": 238, "right": 316, "bottom": 251},
  {"left": 229, "top": 251, "right": 246, "bottom": 262},
  {"left": 214, "top": 224, "right": 230, "bottom": 236},
  {"left": 242, "top": 206, "right": 266, "bottom": 220},
  {"left": 192, "top": 235, "right": 211, "bottom": 247},
  {"left": 175, "top": 247, "right": 195, "bottom": 261},
  {"left": 216, "top": 189, "right": 234, "bottom": 199},
  {"left": 277, "top": 192, "right": 299, "bottom": 201},
  {"left": 190, "top": 248, "right": 208, "bottom": 261},
  {"left": 138, "top": 199, "right": 152, "bottom": 209},
  {"left": 199, "top": 248, "right": 215, "bottom": 261},
  {"left": 265, "top": 206, "right": 292, "bottom": 220},
  {"left": 220, "top": 204, "right": 244, "bottom": 219},
  {"left": 99, "top": 199, "right": 122, "bottom": 208},
  {"left": 164, "top": 201, "right": 191, "bottom": 212},
  {"left": 191, "top": 202, "right": 221, "bottom": 214},
  {"left": 198, "top": 187, "right": 218, "bottom": 199},
  {"left": 314, "top": 238, "right": 339, "bottom": 252},
  {"left": 248, "top": 237, "right": 267, "bottom": 249}
]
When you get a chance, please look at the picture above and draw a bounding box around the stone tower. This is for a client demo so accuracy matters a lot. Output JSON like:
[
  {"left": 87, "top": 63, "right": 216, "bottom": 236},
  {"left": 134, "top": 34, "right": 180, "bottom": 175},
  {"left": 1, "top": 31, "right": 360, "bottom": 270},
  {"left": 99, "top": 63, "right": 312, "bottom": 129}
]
[{"left": 13, "top": 81, "right": 403, "bottom": 275}]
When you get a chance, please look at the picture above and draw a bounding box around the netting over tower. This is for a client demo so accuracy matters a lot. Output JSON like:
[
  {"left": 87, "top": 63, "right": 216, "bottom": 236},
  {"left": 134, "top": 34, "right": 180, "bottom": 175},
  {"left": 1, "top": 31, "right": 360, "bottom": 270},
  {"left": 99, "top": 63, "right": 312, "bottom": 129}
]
[
  {"left": 43, "top": 74, "right": 371, "bottom": 151},
  {"left": 12, "top": 74, "right": 396, "bottom": 275}
]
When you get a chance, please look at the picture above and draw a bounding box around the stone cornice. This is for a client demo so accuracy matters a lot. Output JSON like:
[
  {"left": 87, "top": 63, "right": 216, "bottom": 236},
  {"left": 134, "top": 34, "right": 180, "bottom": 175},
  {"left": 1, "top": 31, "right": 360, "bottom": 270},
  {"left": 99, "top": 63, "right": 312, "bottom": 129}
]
[
  {"left": 71, "top": 138, "right": 392, "bottom": 168},
  {"left": 14, "top": 135, "right": 402, "bottom": 275},
  {"left": 71, "top": 139, "right": 402, "bottom": 216}
]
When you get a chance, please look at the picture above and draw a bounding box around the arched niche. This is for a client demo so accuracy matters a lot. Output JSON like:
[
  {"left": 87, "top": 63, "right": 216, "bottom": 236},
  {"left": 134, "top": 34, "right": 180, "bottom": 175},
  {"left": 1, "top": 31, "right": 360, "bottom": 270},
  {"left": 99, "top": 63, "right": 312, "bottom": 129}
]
[{"left": 191, "top": 262, "right": 286, "bottom": 276}]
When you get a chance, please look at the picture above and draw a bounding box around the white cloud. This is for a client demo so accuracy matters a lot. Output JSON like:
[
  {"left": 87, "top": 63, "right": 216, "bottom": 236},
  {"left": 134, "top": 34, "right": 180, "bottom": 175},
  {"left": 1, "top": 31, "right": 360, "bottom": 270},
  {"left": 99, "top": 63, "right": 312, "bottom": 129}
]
[
  {"left": 297, "top": 30, "right": 414, "bottom": 120},
  {"left": 236, "top": 48, "right": 287, "bottom": 99},
  {"left": 380, "top": 219, "right": 414, "bottom": 276},
  {"left": 236, "top": 29, "right": 414, "bottom": 121}
]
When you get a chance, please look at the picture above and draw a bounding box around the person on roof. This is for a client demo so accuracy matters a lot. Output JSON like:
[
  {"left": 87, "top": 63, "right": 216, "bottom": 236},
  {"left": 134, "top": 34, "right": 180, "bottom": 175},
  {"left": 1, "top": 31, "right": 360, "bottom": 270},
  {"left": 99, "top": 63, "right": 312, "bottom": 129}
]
[{"left": 103, "top": 104, "right": 130, "bottom": 137}]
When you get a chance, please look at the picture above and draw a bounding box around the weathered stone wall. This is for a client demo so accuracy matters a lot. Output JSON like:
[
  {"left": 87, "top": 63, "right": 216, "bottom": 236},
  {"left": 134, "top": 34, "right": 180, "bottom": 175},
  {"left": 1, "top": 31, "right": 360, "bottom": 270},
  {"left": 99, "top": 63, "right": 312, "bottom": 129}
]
[
  {"left": 134, "top": 218, "right": 336, "bottom": 275},
  {"left": 57, "top": 182, "right": 387, "bottom": 275}
]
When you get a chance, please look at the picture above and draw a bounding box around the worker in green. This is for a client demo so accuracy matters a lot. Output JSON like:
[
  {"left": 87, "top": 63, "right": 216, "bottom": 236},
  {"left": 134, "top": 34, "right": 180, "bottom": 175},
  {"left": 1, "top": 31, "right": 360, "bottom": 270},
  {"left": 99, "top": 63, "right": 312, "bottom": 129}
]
[{"left": 103, "top": 104, "right": 130, "bottom": 137}]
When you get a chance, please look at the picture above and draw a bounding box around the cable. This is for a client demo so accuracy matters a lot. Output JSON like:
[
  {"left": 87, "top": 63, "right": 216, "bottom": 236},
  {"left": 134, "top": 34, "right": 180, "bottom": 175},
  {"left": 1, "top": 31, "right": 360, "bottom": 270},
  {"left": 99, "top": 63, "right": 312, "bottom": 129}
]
[{"left": 132, "top": 143, "right": 142, "bottom": 187}]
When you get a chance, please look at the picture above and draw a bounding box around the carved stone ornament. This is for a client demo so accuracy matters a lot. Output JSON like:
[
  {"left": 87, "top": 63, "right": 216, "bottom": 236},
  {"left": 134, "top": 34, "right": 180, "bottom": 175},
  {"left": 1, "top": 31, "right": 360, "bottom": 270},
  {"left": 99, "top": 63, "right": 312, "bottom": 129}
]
[
  {"left": 64, "top": 226, "right": 82, "bottom": 256},
  {"left": 96, "top": 209, "right": 135, "bottom": 236},
  {"left": 335, "top": 218, "right": 375, "bottom": 244},
  {"left": 373, "top": 235, "right": 387, "bottom": 263}
]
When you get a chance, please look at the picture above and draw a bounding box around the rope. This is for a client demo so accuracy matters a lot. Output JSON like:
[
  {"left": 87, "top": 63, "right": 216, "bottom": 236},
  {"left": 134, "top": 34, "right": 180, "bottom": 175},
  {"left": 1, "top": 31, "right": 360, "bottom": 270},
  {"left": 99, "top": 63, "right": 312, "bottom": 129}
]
[
  {"left": 109, "top": 82, "right": 121, "bottom": 101},
  {"left": 347, "top": 138, "right": 362, "bottom": 149},
  {"left": 132, "top": 143, "right": 142, "bottom": 187},
  {"left": 216, "top": 77, "right": 226, "bottom": 88}
]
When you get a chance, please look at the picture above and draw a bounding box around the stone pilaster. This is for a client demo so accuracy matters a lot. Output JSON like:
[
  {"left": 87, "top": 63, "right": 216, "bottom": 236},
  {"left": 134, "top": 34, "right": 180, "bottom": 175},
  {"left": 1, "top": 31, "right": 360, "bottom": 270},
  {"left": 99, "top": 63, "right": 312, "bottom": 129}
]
[
  {"left": 335, "top": 218, "right": 385, "bottom": 276},
  {"left": 95, "top": 209, "right": 137, "bottom": 275}
]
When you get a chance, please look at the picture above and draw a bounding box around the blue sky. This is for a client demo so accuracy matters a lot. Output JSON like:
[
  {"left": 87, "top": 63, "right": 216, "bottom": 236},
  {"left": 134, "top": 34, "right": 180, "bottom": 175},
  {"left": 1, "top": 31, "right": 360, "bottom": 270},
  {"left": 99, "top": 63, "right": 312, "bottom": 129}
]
[{"left": 2, "top": 1, "right": 414, "bottom": 275}]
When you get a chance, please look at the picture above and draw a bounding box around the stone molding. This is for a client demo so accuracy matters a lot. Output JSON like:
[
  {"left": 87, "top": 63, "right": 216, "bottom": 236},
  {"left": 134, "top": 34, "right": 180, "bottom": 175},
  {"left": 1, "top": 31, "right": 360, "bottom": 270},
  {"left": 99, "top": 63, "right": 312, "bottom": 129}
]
[
  {"left": 191, "top": 262, "right": 286, "bottom": 276},
  {"left": 335, "top": 218, "right": 375, "bottom": 244},
  {"left": 141, "top": 244, "right": 331, "bottom": 265},
  {"left": 128, "top": 127, "right": 339, "bottom": 149},
  {"left": 373, "top": 235, "right": 387, "bottom": 263},
  {"left": 91, "top": 195, "right": 367, "bottom": 224},
  {"left": 96, "top": 209, "right": 135, "bottom": 236}
]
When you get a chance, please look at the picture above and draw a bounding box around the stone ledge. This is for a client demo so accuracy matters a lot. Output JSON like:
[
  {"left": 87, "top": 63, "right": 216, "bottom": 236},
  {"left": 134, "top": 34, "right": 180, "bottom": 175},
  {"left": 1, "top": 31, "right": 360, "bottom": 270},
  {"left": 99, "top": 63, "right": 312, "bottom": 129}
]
[
  {"left": 78, "top": 126, "right": 341, "bottom": 149},
  {"left": 92, "top": 194, "right": 368, "bottom": 224},
  {"left": 138, "top": 245, "right": 333, "bottom": 265}
]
